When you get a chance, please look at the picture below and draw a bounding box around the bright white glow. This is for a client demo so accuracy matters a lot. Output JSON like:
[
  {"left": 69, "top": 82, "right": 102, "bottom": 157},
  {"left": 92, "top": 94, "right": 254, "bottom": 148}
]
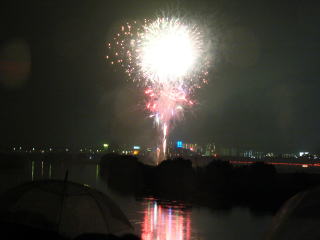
[
  {"left": 138, "top": 18, "right": 199, "bottom": 85},
  {"left": 107, "top": 16, "right": 211, "bottom": 163},
  {"left": 299, "top": 152, "right": 309, "bottom": 157}
]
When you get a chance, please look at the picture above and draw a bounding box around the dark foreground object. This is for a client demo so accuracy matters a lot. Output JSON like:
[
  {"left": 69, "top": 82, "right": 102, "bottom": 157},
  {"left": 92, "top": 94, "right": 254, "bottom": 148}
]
[
  {"left": 0, "top": 223, "right": 140, "bottom": 240},
  {"left": 0, "top": 180, "right": 133, "bottom": 239},
  {"left": 0, "top": 223, "right": 66, "bottom": 240},
  {"left": 100, "top": 154, "right": 320, "bottom": 214},
  {"left": 267, "top": 186, "right": 320, "bottom": 240}
]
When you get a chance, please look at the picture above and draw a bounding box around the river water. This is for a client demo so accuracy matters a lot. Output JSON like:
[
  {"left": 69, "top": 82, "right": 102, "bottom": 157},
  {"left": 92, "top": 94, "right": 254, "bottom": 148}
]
[{"left": 0, "top": 161, "right": 273, "bottom": 240}]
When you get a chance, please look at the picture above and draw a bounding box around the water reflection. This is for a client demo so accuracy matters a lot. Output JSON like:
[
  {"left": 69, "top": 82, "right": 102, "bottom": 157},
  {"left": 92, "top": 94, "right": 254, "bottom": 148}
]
[
  {"left": 96, "top": 163, "right": 99, "bottom": 181},
  {"left": 0, "top": 160, "right": 273, "bottom": 240},
  {"left": 31, "top": 160, "right": 34, "bottom": 181},
  {"left": 141, "top": 198, "right": 191, "bottom": 240},
  {"left": 41, "top": 160, "right": 43, "bottom": 177},
  {"left": 31, "top": 160, "right": 51, "bottom": 180}
]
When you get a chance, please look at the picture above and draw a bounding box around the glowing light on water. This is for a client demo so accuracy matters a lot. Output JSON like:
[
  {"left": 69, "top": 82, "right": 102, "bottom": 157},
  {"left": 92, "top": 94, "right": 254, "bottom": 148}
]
[
  {"left": 96, "top": 163, "right": 100, "bottom": 181},
  {"left": 41, "top": 160, "right": 43, "bottom": 177},
  {"left": 31, "top": 161, "right": 34, "bottom": 181},
  {"left": 107, "top": 16, "right": 211, "bottom": 163},
  {"left": 141, "top": 199, "right": 191, "bottom": 240}
]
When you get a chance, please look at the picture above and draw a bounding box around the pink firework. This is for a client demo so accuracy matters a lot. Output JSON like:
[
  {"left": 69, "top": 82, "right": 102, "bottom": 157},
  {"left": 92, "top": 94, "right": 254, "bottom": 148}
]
[{"left": 107, "top": 17, "right": 210, "bottom": 163}]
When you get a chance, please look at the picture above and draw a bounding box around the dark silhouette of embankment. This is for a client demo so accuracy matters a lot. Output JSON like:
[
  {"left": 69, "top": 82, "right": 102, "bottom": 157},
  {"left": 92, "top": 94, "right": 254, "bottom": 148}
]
[{"left": 100, "top": 154, "right": 320, "bottom": 214}]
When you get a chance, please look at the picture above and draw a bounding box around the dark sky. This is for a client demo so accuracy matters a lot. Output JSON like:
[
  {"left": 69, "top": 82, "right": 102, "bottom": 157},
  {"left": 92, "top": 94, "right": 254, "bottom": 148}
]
[{"left": 1, "top": 0, "right": 320, "bottom": 153}]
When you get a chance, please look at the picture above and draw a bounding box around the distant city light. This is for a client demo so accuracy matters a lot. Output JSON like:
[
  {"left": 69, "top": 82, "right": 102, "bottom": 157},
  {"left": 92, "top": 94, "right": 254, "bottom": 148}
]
[
  {"left": 133, "top": 146, "right": 141, "bottom": 150},
  {"left": 133, "top": 150, "right": 139, "bottom": 155},
  {"left": 103, "top": 143, "right": 109, "bottom": 148},
  {"left": 299, "top": 152, "right": 309, "bottom": 157},
  {"left": 176, "top": 141, "right": 183, "bottom": 148}
]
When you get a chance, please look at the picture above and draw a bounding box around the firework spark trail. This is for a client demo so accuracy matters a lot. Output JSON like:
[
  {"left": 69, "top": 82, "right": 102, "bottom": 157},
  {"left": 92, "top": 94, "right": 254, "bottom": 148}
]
[
  {"left": 163, "top": 123, "right": 167, "bottom": 159},
  {"left": 107, "top": 16, "right": 210, "bottom": 163}
]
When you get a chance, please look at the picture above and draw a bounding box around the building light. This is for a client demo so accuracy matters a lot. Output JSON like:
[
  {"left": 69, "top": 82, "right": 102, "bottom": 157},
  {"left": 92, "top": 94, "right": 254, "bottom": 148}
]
[
  {"left": 133, "top": 146, "right": 140, "bottom": 150},
  {"left": 176, "top": 141, "right": 183, "bottom": 148},
  {"left": 299, "top": 152, "right": 309, "bottom": 157},
  {"left": 133, "top": 150, "right": 139, "bottom": 155}
]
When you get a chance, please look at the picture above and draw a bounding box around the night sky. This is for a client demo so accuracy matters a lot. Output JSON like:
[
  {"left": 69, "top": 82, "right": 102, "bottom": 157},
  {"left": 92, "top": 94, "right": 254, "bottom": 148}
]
[{"left": 1, "top": 0, "right": 320, "bottom": 153}]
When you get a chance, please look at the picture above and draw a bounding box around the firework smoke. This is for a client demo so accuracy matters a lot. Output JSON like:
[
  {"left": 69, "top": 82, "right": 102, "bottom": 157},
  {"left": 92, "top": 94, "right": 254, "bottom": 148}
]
[{"left": 107, "top": 16, "right": 210, "bottom": 163}]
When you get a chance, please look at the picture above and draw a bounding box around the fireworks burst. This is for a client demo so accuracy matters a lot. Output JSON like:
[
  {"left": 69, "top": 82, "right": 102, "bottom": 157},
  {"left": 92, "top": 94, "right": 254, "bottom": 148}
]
[{"left": 107, "top": 16, "right": 211, "bottom": 163}]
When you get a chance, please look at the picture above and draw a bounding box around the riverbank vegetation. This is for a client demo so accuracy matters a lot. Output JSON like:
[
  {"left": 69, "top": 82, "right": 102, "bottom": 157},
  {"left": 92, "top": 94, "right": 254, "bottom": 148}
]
[{"left": 100, "top": 154, "right": 320, "bottom": 214}]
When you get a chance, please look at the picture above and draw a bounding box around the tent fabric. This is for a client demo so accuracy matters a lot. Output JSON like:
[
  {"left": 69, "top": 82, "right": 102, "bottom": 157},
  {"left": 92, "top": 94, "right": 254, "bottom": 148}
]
[
  {"left": 267, "top": 187, "right": 320, "bottom": 240},
  {"left": 0, "top": 180, "right": 133, "bottom": 239}
]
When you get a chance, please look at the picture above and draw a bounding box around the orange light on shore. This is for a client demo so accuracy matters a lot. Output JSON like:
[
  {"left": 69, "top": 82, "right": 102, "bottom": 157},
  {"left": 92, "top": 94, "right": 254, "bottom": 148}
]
[{"left": 133, "top": 150, "right": 139, "bottom": 155}]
